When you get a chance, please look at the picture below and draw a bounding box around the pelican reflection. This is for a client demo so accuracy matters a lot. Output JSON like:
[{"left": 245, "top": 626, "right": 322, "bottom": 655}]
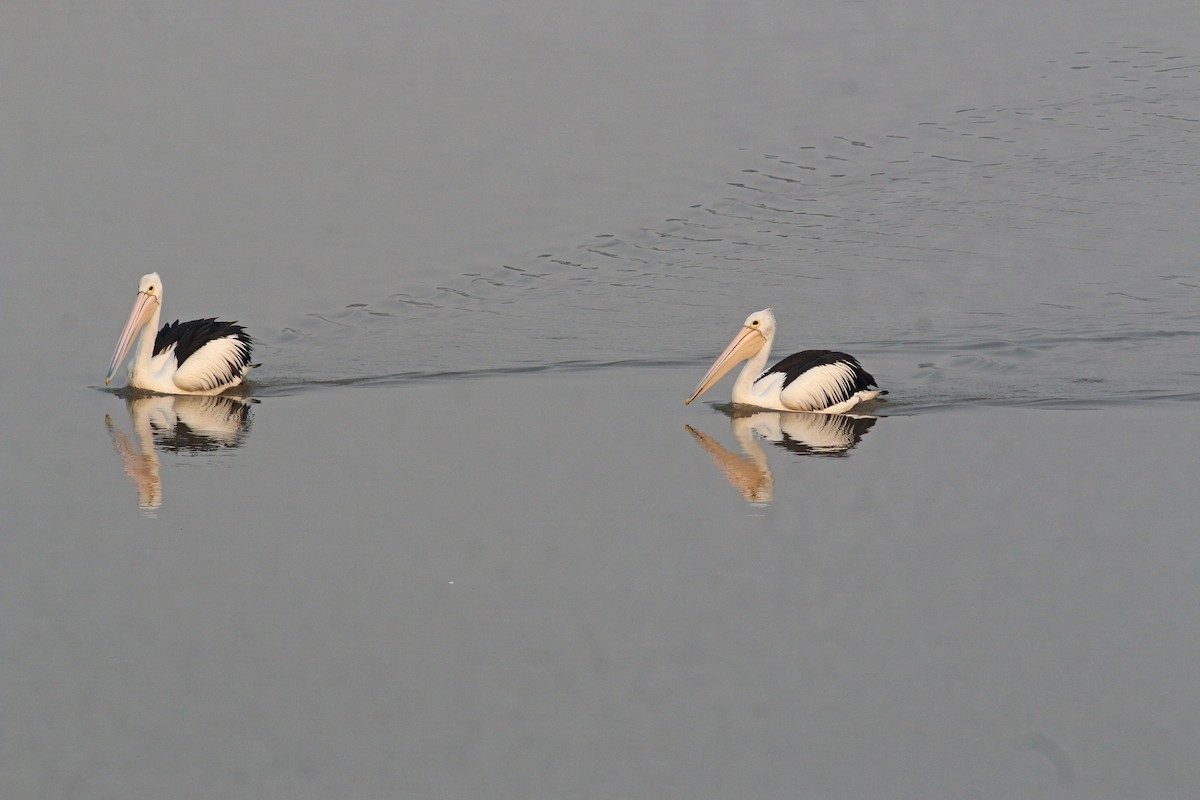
[
  {"left": 105, "top": 394, "right": 255, "bottom": 511},
  {"left": 686, "top": 409, "right": 878, "bottom": 503}
]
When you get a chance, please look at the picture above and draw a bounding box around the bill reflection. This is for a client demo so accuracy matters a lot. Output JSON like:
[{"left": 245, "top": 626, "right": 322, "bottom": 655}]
[{"left": 104, "top": 394, "right": 255, "bottom": 512}]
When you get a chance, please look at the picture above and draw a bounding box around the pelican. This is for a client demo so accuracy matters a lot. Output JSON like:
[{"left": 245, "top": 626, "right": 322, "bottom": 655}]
[
  {"left": 105, "top": 272, "right": 255, "bottom": 395},
  {"left": 686, "top": 308, "right": 885, "bottom": 413}
]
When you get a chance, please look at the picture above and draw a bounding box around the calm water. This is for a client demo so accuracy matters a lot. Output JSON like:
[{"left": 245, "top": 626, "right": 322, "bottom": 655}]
[{"left": 3, "top": 2, "right": 1199, "bottom": 798}]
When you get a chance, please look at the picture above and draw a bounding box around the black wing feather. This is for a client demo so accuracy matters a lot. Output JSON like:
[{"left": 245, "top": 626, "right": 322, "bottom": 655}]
[
  {"left": 764, "top": 350, "right": 879, "bottom": 391},
  {"left": 759, "top": 350, "right": 881, "bottom": 410},
  {"left": 155, "top": 318, "right": 254, "bottom": 371}
]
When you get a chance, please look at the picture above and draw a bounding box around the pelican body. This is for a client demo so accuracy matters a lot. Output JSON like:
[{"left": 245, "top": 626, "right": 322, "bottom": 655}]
[
  {"left": 686, "top": 308, "right": 884, "bottom": 413},
  {"left": 105, "top": 273, "right": 255, "bottom": 395}
]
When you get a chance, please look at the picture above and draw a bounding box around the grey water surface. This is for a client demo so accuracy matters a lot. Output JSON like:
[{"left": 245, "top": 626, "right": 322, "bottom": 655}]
[{"left": 3, "top": 2, "right": 1200, "bottom": 798}]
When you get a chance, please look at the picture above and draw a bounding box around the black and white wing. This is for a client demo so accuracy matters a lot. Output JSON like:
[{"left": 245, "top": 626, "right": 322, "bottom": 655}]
[
  {"left": 767, "top": 350, "right": 880, "bottom": 412},
  {"left": 155, "top": 319, "right": 254, "bottom": 393}
]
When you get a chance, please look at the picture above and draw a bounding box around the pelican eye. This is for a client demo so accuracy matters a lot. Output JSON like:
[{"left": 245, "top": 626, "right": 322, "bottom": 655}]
[{"left": 750, "top": 319, "right": 759, "bottom": 327}]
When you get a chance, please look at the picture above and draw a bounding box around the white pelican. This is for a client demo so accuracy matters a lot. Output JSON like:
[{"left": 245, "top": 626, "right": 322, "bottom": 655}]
[
  {"left": 105, "top": 272, "right": 255, "bottom": 395},
  {"left": 686, "top": 308, "right": 885, "bottom": 413}
]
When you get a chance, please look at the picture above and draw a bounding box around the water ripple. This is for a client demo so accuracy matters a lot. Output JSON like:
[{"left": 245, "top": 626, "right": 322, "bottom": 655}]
[{"left": 260, "top": 43, "right": 1200, "bottom": 410}]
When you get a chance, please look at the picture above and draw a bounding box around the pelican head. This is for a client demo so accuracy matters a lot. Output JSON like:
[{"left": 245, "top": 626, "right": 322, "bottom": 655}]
[
  {"left": 686, "top": 308, "right": 776, "bottom": 405},
  {"left": 106, "top": 272, "right": 164, "bottom": 385}
]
